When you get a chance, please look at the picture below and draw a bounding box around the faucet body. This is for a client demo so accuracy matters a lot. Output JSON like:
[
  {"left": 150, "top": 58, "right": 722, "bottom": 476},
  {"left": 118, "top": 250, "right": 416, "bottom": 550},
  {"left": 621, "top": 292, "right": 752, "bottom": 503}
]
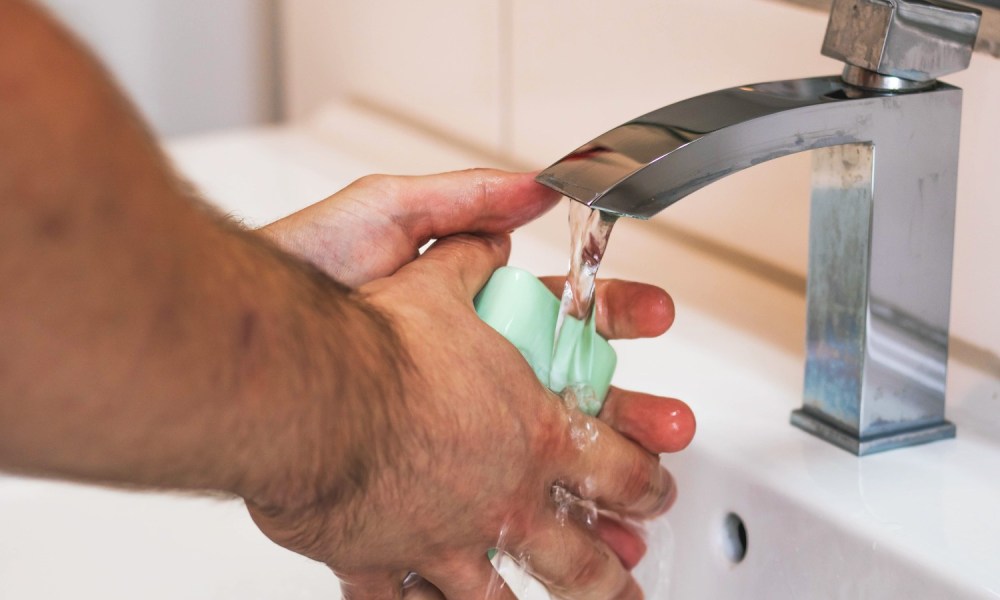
[{"left": 536, "top": 77, "right": 963, "bottom": 455}]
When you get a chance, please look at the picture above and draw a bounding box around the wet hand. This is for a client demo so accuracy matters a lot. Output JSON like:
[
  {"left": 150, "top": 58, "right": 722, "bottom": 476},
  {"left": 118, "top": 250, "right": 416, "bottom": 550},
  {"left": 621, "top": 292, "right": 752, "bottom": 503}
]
[
  {"left": 539, "top": 277, "right": 695, "bottom": 454},
  {"left": 258, "top": 169, "right": 693, "bottom": 596},
  {"left": 539, "top": 277, "right": 696, "bottom": 571},
  {"left": 263, "top": 171, "right": 696, "bottom": 459},
  {"left": 246, "top": 233, "right": 676, "bottom": 600}
]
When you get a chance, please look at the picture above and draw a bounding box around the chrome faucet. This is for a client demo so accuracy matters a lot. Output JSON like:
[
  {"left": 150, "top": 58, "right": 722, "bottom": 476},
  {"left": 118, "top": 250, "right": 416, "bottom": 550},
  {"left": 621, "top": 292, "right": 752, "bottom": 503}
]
[{"left": 536, "top": 0, "right": 982, "bottom": 455}]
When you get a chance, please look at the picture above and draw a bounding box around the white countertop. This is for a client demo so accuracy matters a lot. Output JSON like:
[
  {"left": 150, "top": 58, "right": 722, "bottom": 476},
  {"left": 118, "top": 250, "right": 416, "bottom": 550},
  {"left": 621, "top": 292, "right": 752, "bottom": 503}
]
[{"left": 2, "top": 104, "right": 998, "bottom": 599}]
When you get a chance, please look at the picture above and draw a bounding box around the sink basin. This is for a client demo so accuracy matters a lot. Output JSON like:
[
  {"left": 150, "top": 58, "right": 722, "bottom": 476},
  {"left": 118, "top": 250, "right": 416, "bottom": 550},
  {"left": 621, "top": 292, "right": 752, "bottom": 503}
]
[{"left": 4, "top": 109, "right": 998, "bottom": 599}]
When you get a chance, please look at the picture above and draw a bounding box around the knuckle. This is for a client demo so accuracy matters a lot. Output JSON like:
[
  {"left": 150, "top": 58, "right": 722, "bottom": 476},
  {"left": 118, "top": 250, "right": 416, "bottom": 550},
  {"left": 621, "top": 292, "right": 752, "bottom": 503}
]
[
  {"left": 619, "top": 454, "right": 661, "bottom": 509},
  {"left": 562, "top": 545, "right": 613, "bottom": 591},
  {"left": 530, "top": 404, "right": 574, "bottom": 459},
  {"left": 472, "top": 171, "right": 494, "bottom": 205},
  {"left": 459, "top": 168, "right": 508, "bottom": 211},
  {"left": 351, "top": 173, "right": 398, "bottom": 198}
]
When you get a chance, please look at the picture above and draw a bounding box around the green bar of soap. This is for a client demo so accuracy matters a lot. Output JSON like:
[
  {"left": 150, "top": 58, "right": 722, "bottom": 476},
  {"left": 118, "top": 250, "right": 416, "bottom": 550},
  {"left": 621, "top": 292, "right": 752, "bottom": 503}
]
[{"left": 474, "top": 266, "right": 616, "bottom": 416}]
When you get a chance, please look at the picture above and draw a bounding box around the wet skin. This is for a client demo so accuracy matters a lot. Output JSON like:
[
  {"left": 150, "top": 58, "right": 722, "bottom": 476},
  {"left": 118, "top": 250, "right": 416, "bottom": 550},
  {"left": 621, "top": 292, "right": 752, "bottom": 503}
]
[{"left": 265, "top": 170, "right": 697, "bottom": 598}]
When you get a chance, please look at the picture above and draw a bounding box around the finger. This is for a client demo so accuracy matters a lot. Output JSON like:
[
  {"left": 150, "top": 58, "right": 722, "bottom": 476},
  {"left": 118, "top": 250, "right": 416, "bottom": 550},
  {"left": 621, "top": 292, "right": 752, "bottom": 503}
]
[
  {"left": 539, "top": 277, "right": 674, "bottom": 339},
  {"left": 359, "top": 169, "right": 561, "bottom": 247},
  {"left": 515, "top": 518, "right": 640, "bottom": 600},
  {"left": 262, "top": 170, "right": 558, "bottom": 288},
  {"left": 425, "top": 557, "right": 518, "bottom": 600},
  {"left": 600, "top": 388, "right": 696, "bottom": 454},
  {"left": 409, "top": 232, "right": 511, "bottom": 299},
  {"left": 565, "top": 417, "right": 676, "bottom": 518},
  {"left": 550, "top": 492, "right": 648, "bottom": 570},
  {"left": 595, "top": 516, "right": 648, "bottom": 571}
]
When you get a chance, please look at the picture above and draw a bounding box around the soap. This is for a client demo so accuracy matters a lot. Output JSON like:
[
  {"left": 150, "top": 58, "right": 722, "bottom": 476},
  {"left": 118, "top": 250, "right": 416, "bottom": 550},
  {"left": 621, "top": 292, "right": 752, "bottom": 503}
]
[{"left": 474, "top": 266, "right": 616, "bottom": 416}]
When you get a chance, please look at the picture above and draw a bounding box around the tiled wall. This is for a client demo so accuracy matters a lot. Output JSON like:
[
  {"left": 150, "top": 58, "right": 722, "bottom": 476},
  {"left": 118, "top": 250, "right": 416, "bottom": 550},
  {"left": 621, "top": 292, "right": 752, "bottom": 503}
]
[{"left": 282, "top": 0, "right": 1000, "bottom": 361}]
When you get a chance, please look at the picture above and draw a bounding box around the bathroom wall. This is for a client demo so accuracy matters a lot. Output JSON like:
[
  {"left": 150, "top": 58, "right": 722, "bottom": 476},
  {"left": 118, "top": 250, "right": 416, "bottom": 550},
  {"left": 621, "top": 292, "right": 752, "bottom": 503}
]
[
  {"left": 281, "top": 0, "right": 1000, "bottom": 364},
  {"left": 41, "top": 0, "right": 280, "bottom": 137}
]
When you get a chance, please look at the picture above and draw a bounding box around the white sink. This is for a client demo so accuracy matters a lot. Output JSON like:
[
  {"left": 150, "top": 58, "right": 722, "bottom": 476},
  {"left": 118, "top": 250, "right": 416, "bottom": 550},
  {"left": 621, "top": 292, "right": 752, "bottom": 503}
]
[{"left": 3, "top": 107, "right": 998, "bottom": 599}]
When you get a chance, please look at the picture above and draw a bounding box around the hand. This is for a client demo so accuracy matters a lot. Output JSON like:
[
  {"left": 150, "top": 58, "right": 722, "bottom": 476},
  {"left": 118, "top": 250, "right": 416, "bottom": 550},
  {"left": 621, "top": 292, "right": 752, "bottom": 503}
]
[
  {"left": 257, "top": 169, "right": 695, "bottom": 597},
  {"left": 247, "top": 232, "right": 678, "bottom": 600},
  {"left": 264, "top": 168, "right": 695, "bottom": 462}
]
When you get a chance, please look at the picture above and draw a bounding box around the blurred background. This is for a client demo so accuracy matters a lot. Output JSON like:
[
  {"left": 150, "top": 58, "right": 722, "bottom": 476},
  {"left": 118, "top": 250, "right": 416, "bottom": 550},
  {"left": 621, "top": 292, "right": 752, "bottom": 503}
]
[{"left": 40, "top": 0, "right": 281, "bottom": 136}]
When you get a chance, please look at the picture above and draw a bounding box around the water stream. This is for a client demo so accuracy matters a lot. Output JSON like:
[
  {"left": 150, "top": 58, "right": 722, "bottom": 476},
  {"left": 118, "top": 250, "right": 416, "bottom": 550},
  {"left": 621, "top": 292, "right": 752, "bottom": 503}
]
[
  {"left": 552, "top": 201, "right": 618, "bottom": 421},
  {"left": 553, "top": 201, "right": 618, "bottom": 359},
  {"left": 488, "top": 201, "right": 671, "bottom": 599}
]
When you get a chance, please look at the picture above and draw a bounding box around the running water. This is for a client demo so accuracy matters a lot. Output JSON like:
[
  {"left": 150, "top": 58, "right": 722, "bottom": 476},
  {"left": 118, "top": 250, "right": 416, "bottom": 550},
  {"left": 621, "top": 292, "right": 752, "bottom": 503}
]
[
  {"left": 487, "top": 202, "right": 618, "bottom": 599},
  {"left": 549, "top": 201, "right": 676, "bottom": 598},
  {"left": 554, "top": 201, "right": 618, "bottom": 348},
  {"left": 487, "top": 201, "right": 672, "bottom": 599},
  {"left": 552, "top": 201, "right": 618, "bottom": 419}
]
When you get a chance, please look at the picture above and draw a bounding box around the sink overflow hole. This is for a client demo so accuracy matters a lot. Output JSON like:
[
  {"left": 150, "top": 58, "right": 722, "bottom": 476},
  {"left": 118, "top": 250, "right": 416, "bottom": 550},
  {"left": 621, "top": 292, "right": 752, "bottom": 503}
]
[{"left": 722, "top": 512, "right": 748, "bottom": 564}]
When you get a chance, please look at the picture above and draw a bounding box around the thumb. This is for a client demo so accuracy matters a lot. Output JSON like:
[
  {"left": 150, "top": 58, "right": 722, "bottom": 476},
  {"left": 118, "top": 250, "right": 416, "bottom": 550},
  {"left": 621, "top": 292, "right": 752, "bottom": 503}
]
[{"left": 407, "top": 232, "right": 511, "bottom": 300}]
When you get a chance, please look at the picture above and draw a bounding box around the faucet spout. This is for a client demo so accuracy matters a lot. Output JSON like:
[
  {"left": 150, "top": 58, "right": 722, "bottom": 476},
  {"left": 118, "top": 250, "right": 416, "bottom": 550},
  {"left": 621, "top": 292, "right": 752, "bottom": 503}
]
[
  {"left": 536, "top": 75, "right": 964, "bottom": 454},
  {"left": 536, "top": 76, "right": 948, "bottom": 219}
]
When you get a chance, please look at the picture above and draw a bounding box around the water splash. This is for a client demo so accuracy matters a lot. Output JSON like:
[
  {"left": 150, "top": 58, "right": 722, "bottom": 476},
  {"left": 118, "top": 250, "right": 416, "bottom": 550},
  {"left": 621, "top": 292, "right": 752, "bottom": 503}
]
[
  {"left": 488, "top": 522, "right": 548, "bottom": 600},
  {"left": 632, "top": 516, "right": 675, "bottom": 598},
  {"left": 561, "top": 386, "right": 600, "bottom": 450},
  {"left": 550, "top": 483, "right": 599, "bottom": 529}
]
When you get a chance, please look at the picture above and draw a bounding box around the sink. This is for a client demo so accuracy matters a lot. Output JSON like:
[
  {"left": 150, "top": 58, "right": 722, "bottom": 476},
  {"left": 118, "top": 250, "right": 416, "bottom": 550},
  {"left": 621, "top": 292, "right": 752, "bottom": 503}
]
[
  {"left": 4, "top": 111, "right": 998, "bottom": 599},
  {"left": 0, "top": 476, "right": 339, "bottom": 598},
  {"left": 587, "top": 218, "right": 1000, "bottom": 599}
]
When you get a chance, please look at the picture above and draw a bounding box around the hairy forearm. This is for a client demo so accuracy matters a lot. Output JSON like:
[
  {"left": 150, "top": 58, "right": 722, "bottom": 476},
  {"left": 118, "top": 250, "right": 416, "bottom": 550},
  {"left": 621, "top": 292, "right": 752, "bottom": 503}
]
[{"left": 0, "top": 0, "right": 404, "bottom": 506}]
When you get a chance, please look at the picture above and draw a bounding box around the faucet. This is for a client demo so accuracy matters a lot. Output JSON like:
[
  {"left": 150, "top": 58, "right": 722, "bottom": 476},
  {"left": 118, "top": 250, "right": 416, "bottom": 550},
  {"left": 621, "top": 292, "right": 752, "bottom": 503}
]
[{"left": 535, "top": 0, "right": 983, "bottom": 455}]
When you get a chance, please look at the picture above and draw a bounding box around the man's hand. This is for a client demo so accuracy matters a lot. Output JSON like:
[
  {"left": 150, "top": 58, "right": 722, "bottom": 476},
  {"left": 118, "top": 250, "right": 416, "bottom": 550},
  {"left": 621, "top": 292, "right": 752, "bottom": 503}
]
[
  {"left": 248, "top": 231, "right": 682, "bottom": 600},
  {"left": 259, "top": 170, "right": 695, "bottom": 597}
]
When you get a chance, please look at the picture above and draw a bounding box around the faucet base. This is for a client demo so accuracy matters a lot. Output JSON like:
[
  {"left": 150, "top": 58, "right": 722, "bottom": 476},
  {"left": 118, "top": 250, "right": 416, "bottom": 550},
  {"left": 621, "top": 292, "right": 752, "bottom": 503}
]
[{"left": 790, "top": 409, "right": 956, "bottom": 456}]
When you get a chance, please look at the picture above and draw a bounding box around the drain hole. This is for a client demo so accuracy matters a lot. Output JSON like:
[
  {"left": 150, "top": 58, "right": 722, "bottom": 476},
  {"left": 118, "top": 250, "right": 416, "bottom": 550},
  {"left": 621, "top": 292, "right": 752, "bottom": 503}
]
[{"left": 721, "top": 512, "right": 748, "bottom": 564}]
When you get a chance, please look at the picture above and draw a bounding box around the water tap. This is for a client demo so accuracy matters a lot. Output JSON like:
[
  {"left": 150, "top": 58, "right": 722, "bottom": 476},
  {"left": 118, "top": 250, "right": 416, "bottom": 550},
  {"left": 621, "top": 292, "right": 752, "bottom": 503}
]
[{"left": 535, "top": 0, "right": 983, "bottom": 455}]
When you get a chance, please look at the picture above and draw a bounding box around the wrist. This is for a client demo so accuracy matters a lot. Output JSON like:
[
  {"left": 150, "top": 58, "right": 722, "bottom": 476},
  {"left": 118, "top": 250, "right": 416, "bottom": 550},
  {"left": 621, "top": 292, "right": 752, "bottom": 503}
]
[{"left": 227, "top": 238, "right": 410, "bottom": 513}]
